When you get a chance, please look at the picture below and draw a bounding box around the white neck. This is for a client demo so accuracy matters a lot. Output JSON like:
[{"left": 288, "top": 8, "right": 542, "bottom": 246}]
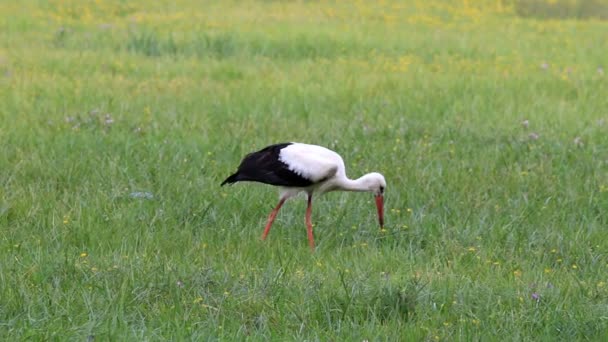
[{"left": 334, "top": 174, "right": 373, "bottom": 192}]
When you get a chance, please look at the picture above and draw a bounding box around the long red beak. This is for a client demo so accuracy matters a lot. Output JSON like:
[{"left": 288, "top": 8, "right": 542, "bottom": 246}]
[{"left": 375, "top": 194, "right": 384, "bottom": 228}]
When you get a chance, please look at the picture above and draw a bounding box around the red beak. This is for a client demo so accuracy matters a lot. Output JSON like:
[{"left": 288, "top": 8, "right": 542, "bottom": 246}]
[{"left": 375, "top": 194, "right": 384, "bottom": 228}]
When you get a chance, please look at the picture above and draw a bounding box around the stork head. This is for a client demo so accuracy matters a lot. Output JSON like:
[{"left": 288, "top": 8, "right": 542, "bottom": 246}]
[{"left": 360, "top": 172, "right": 386, "bottom": 228}]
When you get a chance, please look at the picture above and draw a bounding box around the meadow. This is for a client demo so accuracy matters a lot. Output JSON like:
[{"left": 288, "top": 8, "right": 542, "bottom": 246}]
[{"left": 1, "top": 0, "right": 608, "bottom": 340}]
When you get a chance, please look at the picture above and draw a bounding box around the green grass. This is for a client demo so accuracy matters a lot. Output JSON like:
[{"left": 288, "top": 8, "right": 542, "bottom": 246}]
[
  {"left": 1, "top": 0, "right": 608, "bottom": 340},
  {"left": 513, "top": 0, "right": 608, "bottom": 20}
]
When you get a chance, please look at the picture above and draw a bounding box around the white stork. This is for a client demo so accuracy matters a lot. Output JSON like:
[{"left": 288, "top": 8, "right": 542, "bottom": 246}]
[{"left": 221, "top": 142, "right": 386, "bottom": 250}]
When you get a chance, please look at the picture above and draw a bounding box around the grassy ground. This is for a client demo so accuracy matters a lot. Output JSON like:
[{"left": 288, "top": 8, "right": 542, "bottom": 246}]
[{"left": 1, "top": 0, "right": 608, "bottom": 340}]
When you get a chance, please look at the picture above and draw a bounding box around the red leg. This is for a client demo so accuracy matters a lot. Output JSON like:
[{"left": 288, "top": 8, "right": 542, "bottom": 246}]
[
  {"left": 306, "top": 194, "right": 315, "bottom": 251},
  {"left": 262, "top": 198, "right": 286, "bottom": 240}
]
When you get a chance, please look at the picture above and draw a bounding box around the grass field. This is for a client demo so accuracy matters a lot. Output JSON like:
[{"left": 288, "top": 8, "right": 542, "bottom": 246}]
[{"left": 2, "top": 0, "right": 608, "bottom": 340}]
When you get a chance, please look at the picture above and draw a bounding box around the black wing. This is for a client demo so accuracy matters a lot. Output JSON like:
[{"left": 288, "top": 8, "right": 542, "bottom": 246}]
[{"left": 221, "top": 143, "right": 314, "bottom": 187}]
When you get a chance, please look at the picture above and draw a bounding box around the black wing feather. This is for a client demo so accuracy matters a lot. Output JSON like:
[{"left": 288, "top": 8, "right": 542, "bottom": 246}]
[{"left": 221, "top": 143, "right": 314, "bottom": 187}]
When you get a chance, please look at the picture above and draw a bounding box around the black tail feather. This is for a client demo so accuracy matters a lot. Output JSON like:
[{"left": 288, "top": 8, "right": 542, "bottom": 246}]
[{"left": 220, "top": 172, "right": 239, "bottom": 186}]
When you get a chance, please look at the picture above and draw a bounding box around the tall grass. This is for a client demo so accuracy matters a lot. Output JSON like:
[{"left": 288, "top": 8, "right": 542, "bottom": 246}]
[{"left": 1, "top": 0, "right": 608, "bottom": 340}]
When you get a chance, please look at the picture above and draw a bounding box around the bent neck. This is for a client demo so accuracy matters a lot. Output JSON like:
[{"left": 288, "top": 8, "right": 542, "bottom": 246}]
[{"left": 335, "top": 174, "right": 372, "bottom": 192}]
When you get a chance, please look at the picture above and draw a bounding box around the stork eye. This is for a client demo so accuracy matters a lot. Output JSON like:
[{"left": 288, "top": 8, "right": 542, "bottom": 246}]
[{"left": 380, "top": 186, "right": 385, "bottom": 193}]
